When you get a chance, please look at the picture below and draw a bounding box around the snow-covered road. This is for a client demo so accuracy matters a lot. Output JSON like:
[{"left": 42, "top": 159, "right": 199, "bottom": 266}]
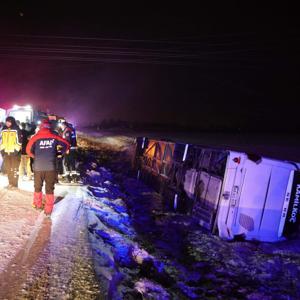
[
  {"left": 0, "top": 176, "right": 100, "bottom": 299},
  {"left": 0, "top": 186, "right": 40, "bottom": 274}
]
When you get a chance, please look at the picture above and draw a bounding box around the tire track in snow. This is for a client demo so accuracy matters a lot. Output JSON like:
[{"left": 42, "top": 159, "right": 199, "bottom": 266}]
[
  {"left": 14, "top": 187, "right": 101, "bottom": 299},
  {"left": 0, "top": 213, "right": 50, "bottom": 299}
]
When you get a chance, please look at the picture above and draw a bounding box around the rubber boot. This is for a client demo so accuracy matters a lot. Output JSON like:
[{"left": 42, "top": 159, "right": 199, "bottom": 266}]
[
  {"left": 44, "top": 194, "right": 55, "bottom": 216},
  {"left": 33, "top": 192, "right": 43, "bottom": 209}
]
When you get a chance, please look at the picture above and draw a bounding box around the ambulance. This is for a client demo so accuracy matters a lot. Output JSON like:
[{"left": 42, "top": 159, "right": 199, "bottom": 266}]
[{"left": 7, "top": 105, "right": 47, "bottom": 124}]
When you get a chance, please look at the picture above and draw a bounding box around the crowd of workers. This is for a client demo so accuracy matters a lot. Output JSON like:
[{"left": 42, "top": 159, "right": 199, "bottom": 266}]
[{"left": 0, "top": 116, "right": 78, "bottom": 216}]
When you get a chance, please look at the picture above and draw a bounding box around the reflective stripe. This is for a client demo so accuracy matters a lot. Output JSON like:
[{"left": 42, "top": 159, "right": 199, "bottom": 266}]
[
  {"left": 0, "top": 129, "right": 21, "bottom": 153},
  {"left": 141, "top": 137, "right": 146, "bottom": 149},
  {"left": 174, "top": 194, "right": 178, "bottom": 210},
  {"left": 182, "top": 144, "right": 189, "bottom": 161}
]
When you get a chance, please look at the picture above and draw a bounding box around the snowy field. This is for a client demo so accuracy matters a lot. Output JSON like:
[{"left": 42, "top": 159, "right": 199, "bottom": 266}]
[
  {"left": 0, "top": 130, "right": 299, "bottom": 299},
  {"left": 78, "top": 131, "right": 300, "bottom": 299},
  {"left": 79, "top": 128, "right": 300, "bottom": 162}
]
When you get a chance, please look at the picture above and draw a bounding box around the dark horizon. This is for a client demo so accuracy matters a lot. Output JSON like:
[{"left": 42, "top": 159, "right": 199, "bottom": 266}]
[{"left": 0, "top": 3, "right": 299, "bottom": 132}]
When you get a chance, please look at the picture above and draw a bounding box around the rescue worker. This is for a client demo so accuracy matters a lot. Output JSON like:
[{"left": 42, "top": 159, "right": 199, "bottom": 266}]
[
  {"left": 19, "top": 122, "right": 33, "bottom": 180},
  {"left": 61, "top": 121, "right": 78, "bottom": 183},
  {"left": 56, "top": 144, "right": 65, "bottom": 179},
  {"left": 0, "top": 116, "right": 22, "bottom": 189},
  {"left": 52, "top": 121, "right": 64, "bottom": 179},
  {"left": 26, "top": 119, "right": 69, "bottom": 216}
]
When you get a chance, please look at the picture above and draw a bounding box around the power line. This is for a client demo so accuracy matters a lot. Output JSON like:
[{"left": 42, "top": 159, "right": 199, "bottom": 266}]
[
  {"left": 0, "top": 45, "right": 267, "bottom": 58},
  {"left": 0, "top": 33, "right": 288, "bottom": 67},
  {"left": 0, "top": 52, "right": 266, "bottom": 69},
  {"left": 3, "top": 32, "right": 296, "bottom": 46},
  {"left": 5, "top": 33, "right": 255, "bottom": 45}
]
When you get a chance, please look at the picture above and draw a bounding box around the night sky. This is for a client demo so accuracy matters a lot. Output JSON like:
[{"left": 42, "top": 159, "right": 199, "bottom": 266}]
[{"left": 0, "top": 3, "right": 298, "bottom": 131}]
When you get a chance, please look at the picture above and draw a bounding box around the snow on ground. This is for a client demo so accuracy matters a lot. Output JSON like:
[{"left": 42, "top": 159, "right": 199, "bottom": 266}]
[
  {"left": 78, "top": 131, "right": 300, "bottom": 299},
  {"left": 0, "top": 190, "right": 39, "bottom": 274},
  {"left": 78, "top": 130, "right": 135, "bottom": 152},
  {"left": 82, "top": 163, "right": 300, "bottom": 299},
  {"left": 1, "top": 130, "right": 300, "bottom": 299},
  {"left": 79, "top": 128, "right": 300, "bottom": 162},
  {"left": 82, "top": 167, "right": 173, "bottom": 299},
  {"left": 0, "top": 177, "right": 40, "bottom": 273},
  {"left": 0, "top": 175, "right": 100, "bottom": 299},
  {"left": 14, "top": 185, "right": 100, "bottom": 299}
]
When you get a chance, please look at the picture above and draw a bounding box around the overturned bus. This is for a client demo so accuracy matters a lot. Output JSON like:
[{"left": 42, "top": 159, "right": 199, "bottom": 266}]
[{"left": 134, "top": 137, "right": 300, "bottom": 242}]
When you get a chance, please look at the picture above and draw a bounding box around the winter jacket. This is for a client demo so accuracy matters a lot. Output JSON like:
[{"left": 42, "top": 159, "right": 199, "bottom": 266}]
[
  {"left": 0, "top": 124, "right": 22, "bottom": 156},
  {"left": 62, "top": 126, "right": 77, "bottom": 149},
  {"left": 20, "top": 129, "right": 31, "bottom": 155},
  {"left": 26, "top": 128, "right": 70, "bottom": 171}
]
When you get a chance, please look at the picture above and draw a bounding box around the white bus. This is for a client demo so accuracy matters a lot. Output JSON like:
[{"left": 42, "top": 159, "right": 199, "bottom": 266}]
[{"left": 135, "top": 138, "right": 300, "bottom": 242}]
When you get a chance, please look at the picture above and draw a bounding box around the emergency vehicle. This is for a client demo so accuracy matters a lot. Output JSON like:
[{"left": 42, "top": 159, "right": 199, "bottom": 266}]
[
  {"left": 0, "top": 108, "right": 6, "bottom": 123},
  {"left": 7, "top": 105, "right": 48, "bottom": 124},
  {"left": 135, "top": 138, "right": 300, "bottom": 242}
]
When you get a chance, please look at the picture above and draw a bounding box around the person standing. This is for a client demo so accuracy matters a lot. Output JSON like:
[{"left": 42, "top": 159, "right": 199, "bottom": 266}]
[
  {"left": 0, "top": 116, "right": 22, "bottom": 189},
  {"left": 26, "top": 119, "right": 69, "bottom": 215},
  {"left": 19, "top": 122, "right": 33, "bottom": 180},
  {"left": 61, "top": 121, "right": 78, "bottom": 182}
]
